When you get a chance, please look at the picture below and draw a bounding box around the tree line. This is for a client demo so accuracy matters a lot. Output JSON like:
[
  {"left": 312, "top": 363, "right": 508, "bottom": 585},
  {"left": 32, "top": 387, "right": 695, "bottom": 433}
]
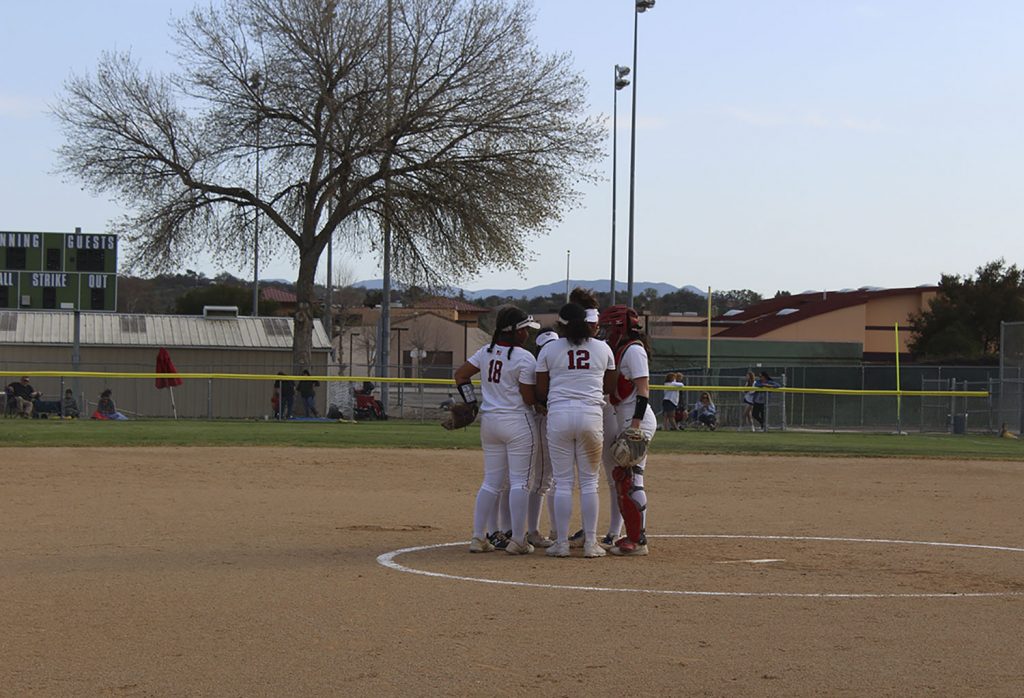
[{"left": 115, "top": 272, "right": 765, "bottom": 320}]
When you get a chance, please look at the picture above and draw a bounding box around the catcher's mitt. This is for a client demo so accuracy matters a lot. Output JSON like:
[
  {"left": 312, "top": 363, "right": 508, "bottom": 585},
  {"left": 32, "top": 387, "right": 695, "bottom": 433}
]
[
  {"left": 441, "top": 402, "right": 478, "bottom": 430},
  {"left": 610, "top": 427, "right": 649, "bottom": 467}
]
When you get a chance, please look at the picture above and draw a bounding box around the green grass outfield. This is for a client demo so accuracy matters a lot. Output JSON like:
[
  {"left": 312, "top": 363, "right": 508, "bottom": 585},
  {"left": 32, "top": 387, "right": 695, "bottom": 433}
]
[{"left": 2, "top": 418, "right": 1023, "bottom": 460}]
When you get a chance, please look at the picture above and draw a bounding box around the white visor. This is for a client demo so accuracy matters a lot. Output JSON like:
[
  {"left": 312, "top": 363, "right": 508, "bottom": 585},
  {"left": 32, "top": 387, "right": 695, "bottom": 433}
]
[
  {"left": 503, "top": 315, "right": 541, "bottom": 332},
  {"left": 585, "top": 308, "right": 599, "bottom": 323},
  {"left": 535, "top": 330, "right": 558, "bottom": 347}
]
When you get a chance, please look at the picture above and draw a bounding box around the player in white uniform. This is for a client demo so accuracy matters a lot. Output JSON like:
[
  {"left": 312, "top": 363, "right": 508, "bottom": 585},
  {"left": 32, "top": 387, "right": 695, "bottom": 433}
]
[
  {"left": 535, "top": 303, "right": 616, "bottom": 558},
  {"left": 599, "top": 305, "right": 656, "bottom": 556},
  {"left": 524, "top": 329, "right": 560, "bottom": 548},
  {"left": 565, "top": 288, "right": 602, "bottom": 549},
  {"left": 454, "top": 306, "right": 541, "bottom": 554}
]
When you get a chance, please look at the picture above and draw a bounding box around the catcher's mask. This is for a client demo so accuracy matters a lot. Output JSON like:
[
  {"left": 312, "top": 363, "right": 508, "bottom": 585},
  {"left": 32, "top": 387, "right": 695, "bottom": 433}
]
[{"left": 598, "top": 304, "right": 641, "bottom": 347}]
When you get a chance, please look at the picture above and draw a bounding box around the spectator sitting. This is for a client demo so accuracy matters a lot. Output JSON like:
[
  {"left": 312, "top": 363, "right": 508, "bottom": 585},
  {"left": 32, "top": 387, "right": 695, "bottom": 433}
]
[
  {"left": 93, "top": 389, "right": 128, "bottom": 420},
  {"left": 353, "top": 382, "right": 387, "bottom": 420},
  {"left": 7, "top": 376, "right": 41, "bottom": 418},
  {"left": 688, "top": 392, "right": 717, "bottom": 430},
  {"left": 62, "top": 388, "right": 80, "bottom": 418}
]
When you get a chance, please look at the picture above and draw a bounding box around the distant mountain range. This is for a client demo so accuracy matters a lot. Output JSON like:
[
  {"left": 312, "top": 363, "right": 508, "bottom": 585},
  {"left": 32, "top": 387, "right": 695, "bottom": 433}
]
[{"left": 353, "top": 278, "right": 707, "bottom": 300}]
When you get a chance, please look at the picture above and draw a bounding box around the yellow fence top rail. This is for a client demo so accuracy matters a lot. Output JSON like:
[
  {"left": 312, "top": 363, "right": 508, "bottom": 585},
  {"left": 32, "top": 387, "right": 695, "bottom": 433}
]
[{"left": 0, "top": 371, "right": 990, "bottom": 398}]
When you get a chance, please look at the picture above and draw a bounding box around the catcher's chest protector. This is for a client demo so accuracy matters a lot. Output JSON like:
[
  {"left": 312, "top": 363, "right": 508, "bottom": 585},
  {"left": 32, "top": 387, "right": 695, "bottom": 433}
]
[{"left": 609, "top": 340, "right": 641, "bottom": 406}]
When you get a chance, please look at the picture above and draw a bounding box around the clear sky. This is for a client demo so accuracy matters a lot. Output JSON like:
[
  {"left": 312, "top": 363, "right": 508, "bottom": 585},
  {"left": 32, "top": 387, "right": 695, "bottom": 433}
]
[{"left": 2, "top": 1, "right": 1022, "bottom": 297}]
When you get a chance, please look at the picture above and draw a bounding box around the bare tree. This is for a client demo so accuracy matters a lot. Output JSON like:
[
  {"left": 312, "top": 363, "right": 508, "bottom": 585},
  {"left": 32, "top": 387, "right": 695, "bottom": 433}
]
[{"left": 54, "top": 0, "right": 603, "bottom": 370}]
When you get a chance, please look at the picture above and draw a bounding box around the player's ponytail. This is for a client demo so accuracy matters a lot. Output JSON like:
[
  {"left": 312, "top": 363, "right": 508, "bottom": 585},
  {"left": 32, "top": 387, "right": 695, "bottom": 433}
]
[
  {"left": 489, "top": 305, "right": 538, "bottom": 357},
  {"left": 557, "top": 303, "right": 590, "bottom": 346}
]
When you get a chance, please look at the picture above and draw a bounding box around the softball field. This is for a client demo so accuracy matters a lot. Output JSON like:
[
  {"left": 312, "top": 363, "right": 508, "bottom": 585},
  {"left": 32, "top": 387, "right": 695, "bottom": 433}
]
[{"left": 3, "top": 446, "right": 1023, "bottom": 696}]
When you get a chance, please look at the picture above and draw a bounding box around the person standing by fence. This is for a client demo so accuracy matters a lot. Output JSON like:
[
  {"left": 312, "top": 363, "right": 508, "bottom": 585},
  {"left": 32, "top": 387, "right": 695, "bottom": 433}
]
[
  {"left": 274, "top": 372, "right": 295, "bottom": 420},
  {"left": 752, "top": 371, "right": 779, "bottom": 431},
  {"left": 661, "top": 372, "right": 684, "bottom": 431},
  {"left": 297, "top": 369, "right": 320, "bottom": 418},
  {"left": 740, "top": 371, "right": 756, "bottom": 431}
]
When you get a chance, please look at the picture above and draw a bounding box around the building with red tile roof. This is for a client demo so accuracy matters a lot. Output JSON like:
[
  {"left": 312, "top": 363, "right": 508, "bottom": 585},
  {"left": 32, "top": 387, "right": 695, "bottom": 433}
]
[{"left": 645, "top": 286, "right": 938, "bottom": 361}]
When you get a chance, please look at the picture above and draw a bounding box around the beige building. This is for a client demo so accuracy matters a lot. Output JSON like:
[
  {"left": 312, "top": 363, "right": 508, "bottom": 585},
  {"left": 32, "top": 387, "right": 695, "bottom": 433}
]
[
  {"left": 643, "top": 286, "right": 937, "bottom": 361},
  {"left": 339, "top": 297, "right": 492, "bottom": 378},
  {"left": 0, "top": 308, "right": 330, "bottom": 418}
]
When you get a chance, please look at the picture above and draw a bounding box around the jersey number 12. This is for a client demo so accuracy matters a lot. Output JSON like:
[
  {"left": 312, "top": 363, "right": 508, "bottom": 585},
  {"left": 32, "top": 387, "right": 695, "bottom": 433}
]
[{"left": 566, "top": 349, "right": 590, "bottom": 370}]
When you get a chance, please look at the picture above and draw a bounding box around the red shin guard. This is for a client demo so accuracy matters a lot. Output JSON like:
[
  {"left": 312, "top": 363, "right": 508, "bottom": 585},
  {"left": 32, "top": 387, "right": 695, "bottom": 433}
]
[{"left": 613, "top": 465, "right": 644, "bottom": 543}]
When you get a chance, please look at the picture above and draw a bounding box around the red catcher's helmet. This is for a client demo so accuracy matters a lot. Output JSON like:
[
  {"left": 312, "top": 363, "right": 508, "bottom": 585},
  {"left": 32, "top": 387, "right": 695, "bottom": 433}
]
[{"left": 598, "top": 304, "right": 641, "bottom": 347}]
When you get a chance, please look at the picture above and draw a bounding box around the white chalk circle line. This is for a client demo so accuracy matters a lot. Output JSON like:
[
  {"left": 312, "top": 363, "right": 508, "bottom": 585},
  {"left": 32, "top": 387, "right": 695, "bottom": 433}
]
[{"left": 375, "top": 534, "right": 1024, "bottom": 599}]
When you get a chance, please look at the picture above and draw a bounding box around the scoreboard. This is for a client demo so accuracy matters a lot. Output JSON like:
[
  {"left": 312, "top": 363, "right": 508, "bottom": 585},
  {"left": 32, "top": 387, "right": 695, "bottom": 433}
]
[{"left": 0, "top": 230, "right": 117, "bottom": 311}]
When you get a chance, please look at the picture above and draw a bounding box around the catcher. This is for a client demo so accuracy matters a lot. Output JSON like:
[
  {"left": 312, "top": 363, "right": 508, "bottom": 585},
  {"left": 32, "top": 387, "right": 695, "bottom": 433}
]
[{"left": 598, "top": 304, "right": 656, "bottom": 557}]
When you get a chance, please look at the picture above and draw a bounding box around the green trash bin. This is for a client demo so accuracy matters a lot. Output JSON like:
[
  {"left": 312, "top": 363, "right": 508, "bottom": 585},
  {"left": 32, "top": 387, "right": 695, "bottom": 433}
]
[{"left": 952, "top": 414, "right": 967, "bottom": 435}]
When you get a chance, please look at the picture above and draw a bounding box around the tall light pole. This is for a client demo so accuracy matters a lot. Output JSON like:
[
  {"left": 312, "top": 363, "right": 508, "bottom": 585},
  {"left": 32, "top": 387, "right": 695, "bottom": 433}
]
[
  {"left": 611, "top": 65, "right": 630, "bottom": 305},
  {"left": 626, "top": 0, "right": 655, "bottom": 308},
  {"left": 377, "top": 0, "right": 394, "bottom": 413},
  {"left": 565, "top": 249, "right": 571, "bottom": 302},
  {"left": 249, "top": 71, "right": 262, "bottom": 317}
]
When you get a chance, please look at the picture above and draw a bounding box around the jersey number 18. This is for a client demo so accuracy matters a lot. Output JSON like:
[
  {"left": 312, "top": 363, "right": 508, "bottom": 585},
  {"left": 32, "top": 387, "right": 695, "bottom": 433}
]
[{"left": 487, "top": 359, "right": 503, "bottom": 382}]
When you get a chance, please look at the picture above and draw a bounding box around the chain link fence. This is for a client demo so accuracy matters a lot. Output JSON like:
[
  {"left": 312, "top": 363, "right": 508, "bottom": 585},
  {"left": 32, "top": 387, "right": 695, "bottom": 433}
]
[
  {"left": 2, "top": 357, "right": 998, "bottom": 431},
  {"left": 651, "top": 364, "right": 998, "bottom": 434},
  {"left": 999, "top": 321, "right": 1024, "bottom": 435}
]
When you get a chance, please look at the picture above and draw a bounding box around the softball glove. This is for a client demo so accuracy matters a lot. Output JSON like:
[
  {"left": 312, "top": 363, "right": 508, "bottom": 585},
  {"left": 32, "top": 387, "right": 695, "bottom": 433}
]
[
  {"left": 610, "top": 427, "right": 649, "bottom": 467},
  {"left": 441, "top": 402, "right": 478, "bottom": 430}
]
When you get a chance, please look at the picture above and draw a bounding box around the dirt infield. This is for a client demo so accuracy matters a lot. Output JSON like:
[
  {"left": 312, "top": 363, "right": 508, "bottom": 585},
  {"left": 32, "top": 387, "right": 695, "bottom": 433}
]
[{"left": 3, "top": 447, "right": 1023, "bottom": 696}]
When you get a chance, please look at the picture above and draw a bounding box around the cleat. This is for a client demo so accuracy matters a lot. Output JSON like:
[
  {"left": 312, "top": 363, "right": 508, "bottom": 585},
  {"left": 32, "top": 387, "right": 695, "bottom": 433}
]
[
  {"left": 583, "top": 541, "right": 607, "bottom": 558},
  {"left": 545, "top": 541, "right": 571, "bottom": 558},
  {"left": 598, "top": 534, "right": 616, "bottom": 551},
  {"left": 489, "top": 531, "right": 510, "bottom": 550},
  {"left": 568, "top": 529, "right": 585, "bottom": 548},
  {"left": 505, "top": 538, "right": 535, "bottom": 555},
  {"left": 527, "top": 531, "right": 555, "bottom": 548},
  {"left": 469, "top": 537, "right": 495, "bottom": 553},
  {"left": 609, "top": 537, "right": 649, "bottom": 556}
]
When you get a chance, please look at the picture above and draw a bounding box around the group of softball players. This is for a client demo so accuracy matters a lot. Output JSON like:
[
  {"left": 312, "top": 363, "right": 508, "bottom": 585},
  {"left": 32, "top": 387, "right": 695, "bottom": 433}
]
[{"left": 451, "top": 290, "right": 655, "bottom": 559}]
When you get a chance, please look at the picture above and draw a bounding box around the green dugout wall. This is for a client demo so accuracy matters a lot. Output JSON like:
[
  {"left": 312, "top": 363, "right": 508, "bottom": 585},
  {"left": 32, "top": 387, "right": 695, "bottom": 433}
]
[{"left": 649, "top": 337, "right": 864, "bottom": 371}]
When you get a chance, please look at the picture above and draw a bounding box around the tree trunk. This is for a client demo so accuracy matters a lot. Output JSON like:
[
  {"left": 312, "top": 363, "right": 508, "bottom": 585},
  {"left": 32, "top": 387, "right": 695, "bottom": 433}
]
[{"left": 292, "top": 249, "right": 318, "bottom": 373}]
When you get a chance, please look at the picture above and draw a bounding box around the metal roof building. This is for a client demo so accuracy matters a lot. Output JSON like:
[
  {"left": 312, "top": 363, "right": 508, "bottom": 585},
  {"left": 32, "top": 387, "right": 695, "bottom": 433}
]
[{"left": 0, "top": 309, "right": 331, "bottom": 419}]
